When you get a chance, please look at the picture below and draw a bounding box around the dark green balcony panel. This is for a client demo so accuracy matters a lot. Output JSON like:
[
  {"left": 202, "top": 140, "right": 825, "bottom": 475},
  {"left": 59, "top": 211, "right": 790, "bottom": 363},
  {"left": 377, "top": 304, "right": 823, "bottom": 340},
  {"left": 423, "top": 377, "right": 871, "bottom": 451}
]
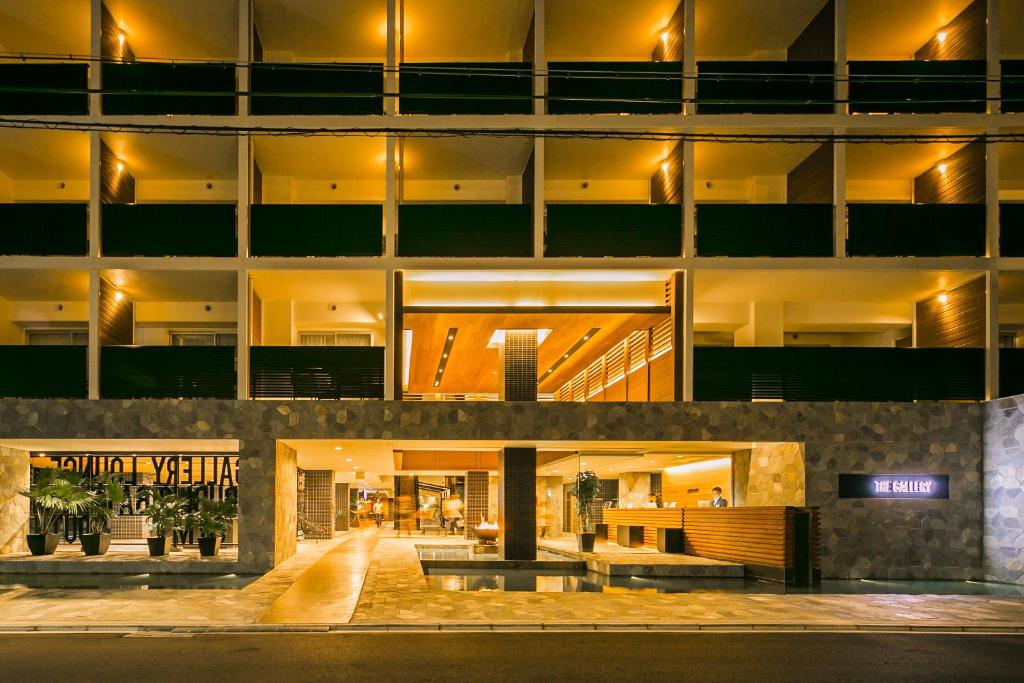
[
  {"left": 848, "top": 60, "right": 986, "bottom": 113},
  {"left": 251, "top": 204, "right": 383, "bottom": 257},
  {"left": 0, "top": 346, "right": 87, "bottom": 399},
  {"left": 0, "top": 203, "right": 88, "bottom": 256},
  {"left": 696, "top": 61, "right": 834, "bottom": 114},
  {"left": 846, "top": 203, "right": 986, "bottom": 257},
  {"left": 695, "top": 204, "right": 833, "bottom": 257},
  {"left": 102, "top": 204, "right": 237, "bottom": 257},
  {"left": 547, "top": 61, "right": 682, "bottom": 114},
  {"left": 250, "top": 62, "right": 383, "bottom": 115},
  {"left": 102, "top": 62, "right": 236, "bottom": 115},
  {"left": 397, "top": 204, "right": 532, "bottom": 257},
  {"left": 101, "top": 346, "right": 236, "bottom": 399},
  {"left": 694, "top": 347, "right": 984, "bottom": 402},
  {"left": 399, "top": 62, "right": 532, "bottom": 114},
  {"left": 1002, "top": 60, "right": 1024, "bottom": 113},
  {"left": 1001, "top": 203, "right": 1024, "bottom": 256},
  {"left": 545, "top": 204, "right": 681, "bottom": 257},
  {"left": 0, "top": 63, "right": 88, "bottom": 115},
  {"left": 1000, "top": 348, "right": 1024, "bottom": 398},
  {"left": 250, "top": 346, "right": 384, "bottom": 400}
]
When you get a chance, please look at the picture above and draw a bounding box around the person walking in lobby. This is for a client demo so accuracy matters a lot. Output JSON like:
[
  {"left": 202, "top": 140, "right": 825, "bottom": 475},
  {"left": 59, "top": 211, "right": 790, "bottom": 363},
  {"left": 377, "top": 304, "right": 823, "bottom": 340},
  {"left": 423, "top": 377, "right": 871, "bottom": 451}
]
[
  {"left": 372, "top": 498, "right": 384, "bottom": 528},
  {"left": 711, "top": 487, "right": 728, "bottom": 508},
  {"left": 443, "top": 493, "right": 464, "bottom": 536}
]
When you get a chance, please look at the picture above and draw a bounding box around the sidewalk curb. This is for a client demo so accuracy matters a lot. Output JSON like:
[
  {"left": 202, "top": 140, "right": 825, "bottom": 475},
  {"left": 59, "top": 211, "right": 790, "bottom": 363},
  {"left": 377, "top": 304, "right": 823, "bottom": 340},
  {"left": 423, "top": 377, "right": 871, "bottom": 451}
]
[{"left": 1, "top": 622, "right": 1023, "bottom": 635}]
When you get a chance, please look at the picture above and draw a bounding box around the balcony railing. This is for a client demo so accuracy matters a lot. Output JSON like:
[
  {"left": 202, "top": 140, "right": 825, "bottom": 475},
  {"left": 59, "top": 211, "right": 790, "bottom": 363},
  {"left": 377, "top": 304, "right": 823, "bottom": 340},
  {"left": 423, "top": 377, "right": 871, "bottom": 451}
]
[
  {"left": 102, "top": 62, "right": 236, "bottom": 115},
  {"left": 546, "top": 61, "right": 683, "bottom": 114},
  {"left": 250, "top": 62, "right": 384, "bottom": 115},
  {"left": 0, "top": 203, "right": 88, "bottom": 256},
  {"left": 397, "top": 204, "right": 532, "bottom": 257},
  {"left": 846, "top": 203, "right": 986, "bottom": 257},
  {"left": 545, "top": 204, "right": 681, "bottom": 257},
  {"left": 399, "top": 63, "right": 533, "bottom": 114},
  {"left": 1002, "top": 60, "right": 1023, "bottom": 113},
  {"left": 695, "top": 204, "right": 833, "bottom": 257},
  {"left": 848, "top": 60, "right": 986, "bottom": 114},
  {"left": 0, "top": 346, "right": 87, "bottom": 398},
  {"left": 100, "top": 346, "right": 236, "bottom": 399},
  {"left": 696, "top": 61, "right": 834, "bottom": 114},
  {"left": 1000, "top": 203, "right": 1024, "bottom": 257},
  {"left": 101, "top": 204, "right": 237, "bottom": 257},
  {"left": 250, "top": 346, "right": 384, "bottom": 400},
  {"left": 250, "top": 204, "right": 383, "bottom": 257},
  {"left": 0, "top": 63, "right": 89, "bottom": 115},
  {"left": 1001, "top": 348, "right": 1024, "bottom": 398},
  {"left": 693, "top": 347, "right": 984, "bottom": 402}
]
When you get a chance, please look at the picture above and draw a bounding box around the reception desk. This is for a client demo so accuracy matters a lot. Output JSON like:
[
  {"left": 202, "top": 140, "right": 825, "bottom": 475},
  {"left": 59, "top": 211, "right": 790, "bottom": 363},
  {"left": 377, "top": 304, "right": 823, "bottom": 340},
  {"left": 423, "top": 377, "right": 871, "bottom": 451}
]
[{"left": 604, "top": 505, "right": 820, "bottom": 584}]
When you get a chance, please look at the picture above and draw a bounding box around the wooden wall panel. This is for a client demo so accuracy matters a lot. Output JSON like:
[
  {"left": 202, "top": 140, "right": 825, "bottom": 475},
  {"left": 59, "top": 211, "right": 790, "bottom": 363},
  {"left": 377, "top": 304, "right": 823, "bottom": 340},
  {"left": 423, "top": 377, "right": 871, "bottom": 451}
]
[
  {"left": 648, "top": 354, "right": 674, "bottom": 401},
  {"left": 522, "top": 14, "right": 535, "bottom": 63},
  {"left": 787, "top": 0, "right": 835, "bottom": 62},
  {"left": 99, "top": 278, "right": 133, "bottom": 346},
  {"left": 626, "top": 366, "right": 649, "bottom": 401},
  {"left": 913, "top": 141, "right": 985, "bottom": 205},
  {"left": 101, "top": 3, "right": 135, "bottom": 61},
  {"left": 252, "top": 160, "right": 263, "bottom": 205},
  {"left": 650, "top": 1, "right": 686, "bottom": 62},
  {"left": 251, "top": 286, "right": 262, "bottom": 346},
  {"left": 683, "top": 507, "right": 789, "bottom": 567},
  {"left": 100, "top": 140, "right": 135, "bottom": 204},
  {"left": 661, "top": 459, "right": 731, "bottom": 508},
  {"left": 915, "top": 0, "right": 986, "bottom": 61},
  {"left": 604, "top": 377, "right": 627, "bottom": 401},
  {"left": 787, "top": 143, "right": 834, "bottom": 204},
  {"left": 650, "top": 141, "right": 685, "bottom": 205},
  {"left": 915, "top": 276, "right": 985, "bottom": 348}
]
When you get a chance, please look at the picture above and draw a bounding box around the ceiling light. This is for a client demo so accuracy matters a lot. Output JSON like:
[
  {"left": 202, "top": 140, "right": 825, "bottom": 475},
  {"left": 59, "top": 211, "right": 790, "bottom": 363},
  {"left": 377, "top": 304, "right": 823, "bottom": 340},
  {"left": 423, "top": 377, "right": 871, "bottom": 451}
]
[
  {"left": 334, "top": 446, "right": 343, "bottom": 451},
  {"left": 661, "top": 160, "right": 670, "bottom": 173},
  {"left": 353, "top": 466, "right": 360, "bottom": 470},
  {"left": 115, "top": 160, "right": 125, "bottom": 174},
  {"left": 936, "top": 31, "right": 947, "bottom": 43},
  {"left": 117, "top": 30, "right": 126, "bottom": 48},
  {"left": 113, "top": 290, "right": 124, "bottom": 302},
  {"left": 937, "top": 292, "right": 949, "bottom": 304},
  {"left": 937, "top": 162, "right": 948, "bottom": 173},
  {"left": 661, "top": 30, "right": 669, "bottom": 44},
  {"left": 377, "top": 313, "right": 384, "bottom": 320},
  {"left": 345, "top": 458, "right": 352, "bottom": 462}
]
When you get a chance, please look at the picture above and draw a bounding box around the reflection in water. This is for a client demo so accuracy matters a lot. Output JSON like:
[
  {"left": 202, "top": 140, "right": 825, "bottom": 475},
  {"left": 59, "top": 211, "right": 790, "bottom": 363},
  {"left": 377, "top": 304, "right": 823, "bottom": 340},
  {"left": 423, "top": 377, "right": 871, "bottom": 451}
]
[{"left": 0, "top": 573, "right": 258, "bottom": 590}]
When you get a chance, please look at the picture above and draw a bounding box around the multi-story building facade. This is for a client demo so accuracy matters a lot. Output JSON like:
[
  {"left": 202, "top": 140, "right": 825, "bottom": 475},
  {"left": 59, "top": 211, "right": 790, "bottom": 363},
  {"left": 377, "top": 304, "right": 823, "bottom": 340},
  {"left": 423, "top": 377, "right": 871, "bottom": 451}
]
[{"left": 0, "top": 0, "right": 1023, "bottom": 585}]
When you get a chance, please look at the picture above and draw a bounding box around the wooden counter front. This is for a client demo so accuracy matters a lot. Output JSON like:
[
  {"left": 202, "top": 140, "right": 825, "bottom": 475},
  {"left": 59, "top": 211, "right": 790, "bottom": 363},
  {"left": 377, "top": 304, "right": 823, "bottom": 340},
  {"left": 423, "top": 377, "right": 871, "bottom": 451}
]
[{"left": 603, "top": 508, "right": 683, "bottom": 548}]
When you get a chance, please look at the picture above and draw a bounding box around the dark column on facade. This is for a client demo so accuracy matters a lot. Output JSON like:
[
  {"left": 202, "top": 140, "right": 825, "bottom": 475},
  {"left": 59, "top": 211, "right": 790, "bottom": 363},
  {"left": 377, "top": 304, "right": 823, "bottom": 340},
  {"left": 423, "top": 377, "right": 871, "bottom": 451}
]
[
  {"left": 498, "top": 447, "right": 536, "bottom": 560},
  {"left": 393, "top": 474, "right": 416, "bottom": 530},
  {"left": 465, "top": 470, "right": 489, "bottom": 539},
  {"left": 501, "top": 330, "right": 538, "bottom": 401},
  {"left": 335, "top": 483, "right": 350, "bottom": 531}
]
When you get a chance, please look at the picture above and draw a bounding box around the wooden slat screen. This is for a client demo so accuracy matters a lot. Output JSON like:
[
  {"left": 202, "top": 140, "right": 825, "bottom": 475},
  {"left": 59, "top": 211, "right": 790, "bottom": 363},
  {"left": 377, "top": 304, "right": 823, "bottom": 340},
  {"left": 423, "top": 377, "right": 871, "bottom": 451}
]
[
  {"left": 683, "top": 507, "right": 792, "bottom": 568},
  {"left": 99, "top": 278, "right": 133, "bottom": 347},
  {"left": 651, "top": 318, "right": 672, "bottom": 359},
  {"left": 915, "top": 276, "right": 985, "bottom": 348},
  {"left": 787, "top": 143, "right": 834, "bottom": 204},
  {"left": 570, "top": 368, "right": 586, "bottom": 402},
  {"left": 913, "top": 141, "right": 985, "bottom": 205},
  {"left": 585, "top": 357, "right": 605, "bottom": 398},
  {"left": 628, "top": 330, "right": 649, "bottom": 371},
  {"left": 914, "top": 0, "right": 985, "bottom": 61},
  {"left": 605, "top": 340, "right": 626, "bottom": 384},
  {"left": 250, "top": 346, "right": 385, "bottom": 400}
]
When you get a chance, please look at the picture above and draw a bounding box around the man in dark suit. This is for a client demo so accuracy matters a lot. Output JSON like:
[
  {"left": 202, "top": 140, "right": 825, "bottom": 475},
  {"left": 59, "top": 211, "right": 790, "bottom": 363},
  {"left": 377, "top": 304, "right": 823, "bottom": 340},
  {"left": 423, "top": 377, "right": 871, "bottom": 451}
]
[{"left": 711, "top": 486, "right": 728, "bottom": 508}]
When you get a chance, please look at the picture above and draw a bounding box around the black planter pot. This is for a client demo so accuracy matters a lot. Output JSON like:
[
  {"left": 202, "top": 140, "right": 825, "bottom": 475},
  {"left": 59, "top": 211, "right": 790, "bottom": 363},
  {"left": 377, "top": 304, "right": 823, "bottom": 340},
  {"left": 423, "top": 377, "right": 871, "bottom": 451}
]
[
  {"left": 198, "top": 536, "right": 221, "bottom": 557},
  {"left": 578, "top": 532, "right": 596, "bottom": 553},
  {"left": 80, "top": 533, "right": 111, "bottom": 556},
  {"left": 147, "top": 535, "right": 173, "bottom": 557},
  {"left": 26, "top": 533, "right": 59, "bottom": 556}
]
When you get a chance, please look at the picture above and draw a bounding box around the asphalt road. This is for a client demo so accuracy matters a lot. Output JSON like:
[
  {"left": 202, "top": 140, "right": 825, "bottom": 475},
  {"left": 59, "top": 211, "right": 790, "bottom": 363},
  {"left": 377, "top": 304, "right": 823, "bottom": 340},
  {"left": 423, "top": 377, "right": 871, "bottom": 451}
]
[{"left": 1, "top": 632, "right": 1021, "bottom": 682}]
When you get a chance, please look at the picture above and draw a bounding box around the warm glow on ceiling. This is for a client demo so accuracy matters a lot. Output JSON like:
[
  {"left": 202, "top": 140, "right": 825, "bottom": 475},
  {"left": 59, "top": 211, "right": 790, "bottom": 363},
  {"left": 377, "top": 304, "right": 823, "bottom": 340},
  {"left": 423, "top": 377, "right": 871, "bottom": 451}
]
[{"left": 663, "top": 457, "right": 733, "bottom": 475}]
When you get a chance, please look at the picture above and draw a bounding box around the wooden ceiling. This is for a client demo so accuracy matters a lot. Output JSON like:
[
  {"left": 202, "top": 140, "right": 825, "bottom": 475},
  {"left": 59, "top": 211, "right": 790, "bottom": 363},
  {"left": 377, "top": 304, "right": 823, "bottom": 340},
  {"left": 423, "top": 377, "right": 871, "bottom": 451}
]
[{"left": 403, "top": 309, "right": 668, "bottom": 394}]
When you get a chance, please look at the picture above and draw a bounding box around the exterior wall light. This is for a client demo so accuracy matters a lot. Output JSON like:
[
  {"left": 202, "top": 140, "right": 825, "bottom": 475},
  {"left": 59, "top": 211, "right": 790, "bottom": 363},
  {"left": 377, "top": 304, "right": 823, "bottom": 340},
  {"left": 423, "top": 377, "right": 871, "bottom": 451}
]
[
  {"left": 936, "top": 31, "right": 947, "bottom": 43},
  {"left": 115, "top": 160, "right": 125, "bottom": 174},
  {"left": 937, "top": 292, "right": 949, "bottom": 304},
  {"left": 114, "top": 290, "right": 124, "bottom": 302},
  {"left": 937, "top": 162, "right": 948, "bottom": 173}
]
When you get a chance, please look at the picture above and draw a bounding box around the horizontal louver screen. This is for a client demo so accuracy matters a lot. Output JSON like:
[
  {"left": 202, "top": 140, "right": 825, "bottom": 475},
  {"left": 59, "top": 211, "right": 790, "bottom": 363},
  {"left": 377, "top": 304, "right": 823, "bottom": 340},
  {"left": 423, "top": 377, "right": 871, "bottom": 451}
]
[
  {"left": 102, "top": 204, "right": 237, "bottom": 257},
  {"left": 1000, "top": 60, "right": 1023, "bottom": 113},
  {"left": 399, "top": 63, "right": 532, "bottom": 114},
  {"left": 101, "top": 346, "right": 236, "bottom": 399},
  {"left": 250, "top": 346, "right": 384, "bottom": 399},
  {"left": 0, "top": 203, "right": 88, "bottom": 256},
  {"left": 846, "top": 203, "right": 986, "bottom": 257},
  {"left": 696, "top": 61, "right": 834, "bottom": 114},
  {"left": 848, "top": 60, "right": 986, "bottom": 113},
  {"left": 1000, "top": 348, "right": 1024, "bottom": 399},
  {"left": 696, "top": 204, "right": 833, "bottom": 257},
  {"left": 250, "top": 62, "right": 384, "bottom": 115},
  {"left": 251, "top": 204, "right": 383, "bottom": 257},
  {"left": 547, "top": 61, "right": 683, "bottom": 114},
  {"left": 102, "top": 62, "right": 236, "bottom": 115},
  {"left": 1000, "top": 203, "right": 1024, "bottom": 257},
  {"left": 545, "top": 204, "right": 681, "bottom": 257},
  {"left": 0, "top": 63, "right": 88, "bottom": 114},
  {"left": 693, "top": 347, "right": 984, "bottom": 402},
  {"left": 398, "top": 204, "right": 532, "bottom": 257},
  {"left": 0, "top": 346, "right": 87, "bottom": 398}
]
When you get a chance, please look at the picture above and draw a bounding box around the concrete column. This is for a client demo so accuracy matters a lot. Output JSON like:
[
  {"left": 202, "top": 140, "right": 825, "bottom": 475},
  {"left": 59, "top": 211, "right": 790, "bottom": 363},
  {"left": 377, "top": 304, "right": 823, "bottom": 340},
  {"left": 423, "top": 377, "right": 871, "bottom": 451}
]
[
  {"left": 533, "top": 0, "right": 545, "bottom": 115},
  {"left": 987, "top": 0, "right": 1001, "bottom": 115},
  {"left": 87, "top": 270, "right": 101, "bottom": 399},
  {"left": 986, "top": 134, "right": 1000, "bottom": 258},
  {"left": 238, "top": 136, "right": 250, "bottom": 257},
  {"left": 682, "top": 0, "right": 696, "bottom": 114},
  {"left": 682, "top": 140, "right": 695, "bottom": 256},
  {"left": 682, "top": 269, "right": 695, "bottom": 400},
  {"left": 834, "top": 139, "right": 847, "bottom": 257},
  {"left": 236, "top": 271, "right": 250, "bottom": 399},
  {"left": 0, "top": 447, "right": 30, "bottom": 555},
  {"left": 986, "top": 270, "right": 1000, "bottom": 400},
  {"left": 498, "top": 447, "right": 537, "bottom": 561},
  {"left": 670, "top": 271, "right": 684, "bottom": 400},
  {"left": 89, "top": 0, "right": 102, "bottom": 115},
  {"left": 386, "top": 0, "right": 397, "bottom": 114},
  {"left": 237, "top": 0, "right": 251, "bottom": 116},
  {"left": 237, "top": 439, "right": 297, "bottom": 574},
  {"left": 390, "top": 270, "right": 404, "bottom": 400},
  {"left": 533, "top": 137, "right": 545, "bottom": 257},
  {"left": 385, "top": 136, "right": 397, "bottom": 256},
  {"left": 735, "top": 302, "right": 785, "bottom": 347},
  {"left": 834, "top": 0, "right": 847, "bottom": 114},
  {"left": 88, "top": 133, "right": 101, "bottom": 257}
]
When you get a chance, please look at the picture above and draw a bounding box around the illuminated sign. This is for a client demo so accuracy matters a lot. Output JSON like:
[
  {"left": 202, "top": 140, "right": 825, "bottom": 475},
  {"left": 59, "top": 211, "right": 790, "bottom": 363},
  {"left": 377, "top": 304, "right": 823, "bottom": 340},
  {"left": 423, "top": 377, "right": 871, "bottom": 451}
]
[{"left": 838, "top": 474, "right": 949, "bottom": 499}]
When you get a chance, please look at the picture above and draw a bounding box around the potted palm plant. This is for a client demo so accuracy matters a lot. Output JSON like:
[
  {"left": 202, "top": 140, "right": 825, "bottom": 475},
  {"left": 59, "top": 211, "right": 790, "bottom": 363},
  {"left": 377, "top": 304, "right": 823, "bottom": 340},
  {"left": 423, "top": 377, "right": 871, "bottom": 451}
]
[
  {"left": 571, "top": 470, "right": 602, "bottom": 552},
  {"left": 137, "top": 487, "right": 186, "bottom": 557},
  {"left": 187, "top": 496, "right": 238, "bottom": 557},
  {"left": 80, "top": 477, "right": 126, "bottom": 556},
  {"left": 17, "top": 468, "right": 93, "bottom": 556}
]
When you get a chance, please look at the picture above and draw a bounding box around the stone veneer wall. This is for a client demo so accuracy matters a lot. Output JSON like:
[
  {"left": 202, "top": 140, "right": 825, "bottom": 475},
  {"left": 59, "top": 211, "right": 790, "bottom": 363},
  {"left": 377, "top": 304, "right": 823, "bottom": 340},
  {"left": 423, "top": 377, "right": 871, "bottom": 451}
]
[
  {"left": 0, "top": 399, "right": 985, "bottom": 578},
  {"left": 618, "top": 472, "right": 652, "bottom": 507},
  {"left": 537, "top": 476, "right": 564, "bottom": 537},
  {"left": 983, "top": 396, "right": 1024, "bottom": 584},
  {"left": 0, "top": 446, "right": 29, "bottom": 554},
  {"left": 739, "top": 443, "right": 806, "bottom": 507},
  {"left": 236, "top": 439, "right": 296, "bottom": 573}
]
